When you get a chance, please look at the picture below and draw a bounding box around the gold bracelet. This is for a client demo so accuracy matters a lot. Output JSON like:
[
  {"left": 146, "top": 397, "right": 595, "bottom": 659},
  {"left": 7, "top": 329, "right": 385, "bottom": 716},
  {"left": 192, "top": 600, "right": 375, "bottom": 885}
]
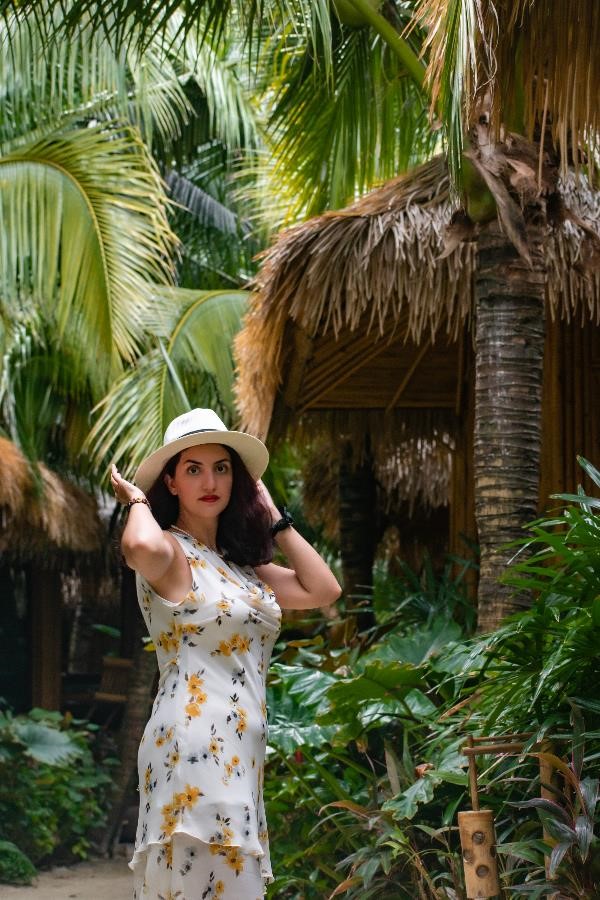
[{"left": 126, "top": 497, "right": 151, "bottom": 511}]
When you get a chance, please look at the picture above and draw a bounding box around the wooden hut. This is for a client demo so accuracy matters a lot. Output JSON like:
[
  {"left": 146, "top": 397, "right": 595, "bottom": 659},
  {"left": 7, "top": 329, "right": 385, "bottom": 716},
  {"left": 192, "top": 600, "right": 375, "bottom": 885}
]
[
  {"left": 0, "top": 437, "right": 104, "bottom": 710},
  {"left": 235, "top": 155, "right": 600, "bottom": 617}
]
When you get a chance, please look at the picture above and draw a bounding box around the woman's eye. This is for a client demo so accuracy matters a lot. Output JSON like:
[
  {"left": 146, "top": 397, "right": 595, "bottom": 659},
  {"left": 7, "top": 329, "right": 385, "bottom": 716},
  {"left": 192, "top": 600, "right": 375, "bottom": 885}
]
[
  {"left": 216, "top": 463, "right": 229, "bottom": 473},
  {"left": 187, "top": 465, "right": 199, "bottom": 475}
]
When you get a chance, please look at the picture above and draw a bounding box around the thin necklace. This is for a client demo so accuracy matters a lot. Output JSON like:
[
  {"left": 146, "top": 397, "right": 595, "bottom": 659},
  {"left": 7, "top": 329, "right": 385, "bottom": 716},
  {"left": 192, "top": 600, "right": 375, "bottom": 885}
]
[{"left": 172, "top": 524, "right": 219, "bottom": 553}]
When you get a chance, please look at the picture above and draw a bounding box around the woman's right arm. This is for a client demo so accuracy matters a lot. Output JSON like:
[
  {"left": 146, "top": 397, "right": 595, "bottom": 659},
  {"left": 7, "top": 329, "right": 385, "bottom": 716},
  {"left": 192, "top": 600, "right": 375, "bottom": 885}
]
[{"left": 111, "top": 464, "right": 176, "bottom": 583}]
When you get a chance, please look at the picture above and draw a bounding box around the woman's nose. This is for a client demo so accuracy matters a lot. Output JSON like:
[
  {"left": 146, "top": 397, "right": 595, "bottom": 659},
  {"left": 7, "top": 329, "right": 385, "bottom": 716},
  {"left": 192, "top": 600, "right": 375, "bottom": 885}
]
[{"left": 201, "top": 471, "right": 216, "bottom": 491}]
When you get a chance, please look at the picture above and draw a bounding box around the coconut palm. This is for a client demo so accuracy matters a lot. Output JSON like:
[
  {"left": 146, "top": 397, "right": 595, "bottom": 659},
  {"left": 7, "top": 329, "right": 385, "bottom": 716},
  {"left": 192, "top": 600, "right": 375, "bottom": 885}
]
[
  {"left": 0, "top": 0, "right": 263, "bottom": 475},
  {"left": 8, "top": 1, "right": 600, "bottom": 631},
  {"left": 251, "top": 1, "right": 600, "bottom": 630}
]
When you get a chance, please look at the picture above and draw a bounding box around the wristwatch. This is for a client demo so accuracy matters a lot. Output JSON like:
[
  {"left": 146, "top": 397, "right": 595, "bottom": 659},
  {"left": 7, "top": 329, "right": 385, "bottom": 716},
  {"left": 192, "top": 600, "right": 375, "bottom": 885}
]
[{"left": 271, "top": 507, "right": 294, "bottom": 537}]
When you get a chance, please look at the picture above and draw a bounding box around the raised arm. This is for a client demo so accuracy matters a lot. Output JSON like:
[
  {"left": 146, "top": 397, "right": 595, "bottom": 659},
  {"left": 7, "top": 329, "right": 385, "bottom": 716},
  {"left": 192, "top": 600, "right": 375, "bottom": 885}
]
[
  {"left": 111, "top": 464, "right": 189, "bottom": 598},
  {"left": 254, "top": 482, "right": 341, "bottom": 610}
]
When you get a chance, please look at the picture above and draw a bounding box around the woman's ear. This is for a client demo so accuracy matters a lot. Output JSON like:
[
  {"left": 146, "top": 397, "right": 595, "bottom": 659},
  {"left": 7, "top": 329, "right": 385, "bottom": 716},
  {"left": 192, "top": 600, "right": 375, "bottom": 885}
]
[{"left": 164, "top": 473, "right": 177, "bottom": 496}]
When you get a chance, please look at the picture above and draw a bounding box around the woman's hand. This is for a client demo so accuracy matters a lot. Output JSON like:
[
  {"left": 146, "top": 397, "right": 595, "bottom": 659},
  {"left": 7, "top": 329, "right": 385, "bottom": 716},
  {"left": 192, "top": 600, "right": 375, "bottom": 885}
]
[
  {"left": 111, "top": 463, "right": 146, "bottom": 505},
  {"left": 257, "top": 478, "right": 280, "bottom": 524}
]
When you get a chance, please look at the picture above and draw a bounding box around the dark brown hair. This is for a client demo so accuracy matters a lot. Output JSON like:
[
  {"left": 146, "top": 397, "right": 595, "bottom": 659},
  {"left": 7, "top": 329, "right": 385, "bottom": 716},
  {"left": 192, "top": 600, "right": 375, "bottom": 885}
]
[{"left": 145, "top": 445, "right": 274, "bottom": 567}]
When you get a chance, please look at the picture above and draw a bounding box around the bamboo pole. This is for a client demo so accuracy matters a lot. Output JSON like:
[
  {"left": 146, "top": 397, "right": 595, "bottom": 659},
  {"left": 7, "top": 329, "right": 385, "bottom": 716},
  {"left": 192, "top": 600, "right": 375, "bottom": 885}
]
[{"left": 458, "top": 809, "right": 501, "bottom": 898}]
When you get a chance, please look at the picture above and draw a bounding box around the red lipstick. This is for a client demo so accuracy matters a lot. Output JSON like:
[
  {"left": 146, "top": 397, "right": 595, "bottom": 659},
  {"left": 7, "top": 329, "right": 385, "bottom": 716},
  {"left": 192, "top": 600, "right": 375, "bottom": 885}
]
[{"left": 200, "top": 495, "right": 219, "bottom": 502}]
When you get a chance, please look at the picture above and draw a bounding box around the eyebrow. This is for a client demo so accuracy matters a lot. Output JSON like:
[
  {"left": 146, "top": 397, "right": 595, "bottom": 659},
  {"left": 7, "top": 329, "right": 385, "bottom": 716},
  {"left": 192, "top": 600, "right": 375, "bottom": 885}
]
[{"left": 183, "top": 457, "right": 231, "bottom": 465}]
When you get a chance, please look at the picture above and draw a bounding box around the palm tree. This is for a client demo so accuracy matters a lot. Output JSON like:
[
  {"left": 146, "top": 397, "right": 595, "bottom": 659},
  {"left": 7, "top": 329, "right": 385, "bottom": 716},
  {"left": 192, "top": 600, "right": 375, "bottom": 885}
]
[
  {"left": 7, "top": 2, "right": 599, "bottom": 629},
  {"left": 250, "top": 0, "right": 600, "bottom": 630}
]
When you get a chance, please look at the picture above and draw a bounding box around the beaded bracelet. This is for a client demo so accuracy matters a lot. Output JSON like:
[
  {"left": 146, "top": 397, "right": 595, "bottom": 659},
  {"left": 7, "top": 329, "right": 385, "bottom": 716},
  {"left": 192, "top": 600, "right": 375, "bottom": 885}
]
[{"left": 126, "top": 497, "right": 151, "bottom": 511}]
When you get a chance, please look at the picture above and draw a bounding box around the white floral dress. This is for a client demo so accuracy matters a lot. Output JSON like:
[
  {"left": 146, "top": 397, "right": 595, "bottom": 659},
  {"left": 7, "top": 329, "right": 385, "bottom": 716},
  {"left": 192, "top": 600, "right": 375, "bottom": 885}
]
[{"left": 130, "top": 527, "right": 282, "bottom": 899}]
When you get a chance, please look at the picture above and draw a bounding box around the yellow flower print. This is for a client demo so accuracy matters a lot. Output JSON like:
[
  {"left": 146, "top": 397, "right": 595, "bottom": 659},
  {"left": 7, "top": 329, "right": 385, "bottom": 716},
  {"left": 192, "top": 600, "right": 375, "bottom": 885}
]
[
  {"left": 227, "top": 694, "right": 248, "bottom": 740},
  {"left": 208, "top": 737, "right": 221, "bottom": 756},
  {"left": 176, "top": 784, "right": 202, "bottom": 810},
  {"left": 215, "top": 597, "right": 233, "bottom": 625},
  {"left": 224, "top": 847, "right": 244, "bottom": 875},
  {"left": 261, "top": 700, "right": 268, "bottom": 719},
  {"left": 185, "top": 671, "right": 208, "bottom": 719},
  {"left": 222, "top": 753, "right": 245, "bottom": 786},
  {"left": 186, "top": 673, "right": 205, "bottom": 693},
  {"left": 143, "top": 763, "right": 156, "bottom": 795},
  {"left": 157, "top": 630, "right": 179, "bottom": 654},
  {"left": 161, "top": 809, "right": 178, "bottom": 838},
  {"left": 189, "top": 556, "right": 207, "bottom": 569},
  {"left": 154, "top": 725, "right": 174, "bottom": 747},
  {"left": 215, "top": 881, "right": 225, "bottom": 896},
  {"left": 214, "top": 639, "right": 232, "bottom": 656},
  {"left": 210, "top": 814, "right": 235, "bottom": 846},
  {"left": 216, "top": 566, "right": 241, "bottom": 587},
  {"left": 230, "top": 634, "right": 252, "bottom": 653},
  {"left": 185, "top": 700, "right": 203, "bottom": 719}
]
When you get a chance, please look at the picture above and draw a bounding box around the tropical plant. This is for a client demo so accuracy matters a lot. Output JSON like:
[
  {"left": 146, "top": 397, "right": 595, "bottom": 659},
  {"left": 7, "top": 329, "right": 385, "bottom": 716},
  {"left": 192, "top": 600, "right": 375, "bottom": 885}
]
[
  {"left": 504, "top": 707, "right": 600, "bottom": 897},
  {"left": 0, "top": 0, "right": 263, "bottom": 476},
  {"left": 0, "top": 708, "right": 115, "bottom": 870}
]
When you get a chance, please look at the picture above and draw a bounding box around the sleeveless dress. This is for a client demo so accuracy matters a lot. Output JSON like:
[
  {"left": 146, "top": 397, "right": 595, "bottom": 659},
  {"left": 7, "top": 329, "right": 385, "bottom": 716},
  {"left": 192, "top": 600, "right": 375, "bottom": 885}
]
[{"left": 129, "top": 527, "right": 282, "bottom": 899}]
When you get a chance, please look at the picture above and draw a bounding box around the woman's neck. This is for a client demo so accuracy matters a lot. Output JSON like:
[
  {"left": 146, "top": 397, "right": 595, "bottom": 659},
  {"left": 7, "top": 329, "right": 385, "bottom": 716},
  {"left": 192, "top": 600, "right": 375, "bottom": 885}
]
[{"left": 174, "top": 512, "right": 219, "bottom": 551}]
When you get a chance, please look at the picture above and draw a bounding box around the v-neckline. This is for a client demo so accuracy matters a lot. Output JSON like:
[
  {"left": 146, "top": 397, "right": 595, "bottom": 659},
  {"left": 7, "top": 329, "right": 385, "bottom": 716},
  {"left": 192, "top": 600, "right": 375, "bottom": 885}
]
[{"left": 170, "top": 525, "right": 225, "bottom": 559}]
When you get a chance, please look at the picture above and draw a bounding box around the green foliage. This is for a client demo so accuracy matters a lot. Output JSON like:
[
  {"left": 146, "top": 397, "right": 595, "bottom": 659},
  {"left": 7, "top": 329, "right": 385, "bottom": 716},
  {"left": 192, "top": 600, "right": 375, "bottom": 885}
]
[
  {"left": 0, "top": 709, "right": 115, "bottom": 868},
  {"left": 264, "top": 459, "right": 600, "bottom": 897},
  {"left": 0, "top": 840, "right": 37, "bottom": 885}
]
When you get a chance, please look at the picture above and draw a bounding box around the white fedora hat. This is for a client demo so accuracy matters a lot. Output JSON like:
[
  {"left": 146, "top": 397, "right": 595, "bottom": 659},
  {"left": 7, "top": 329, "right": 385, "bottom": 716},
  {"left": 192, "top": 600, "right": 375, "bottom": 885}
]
[{"left": 134, "top": 409, "right": 269, "bottom": 493}]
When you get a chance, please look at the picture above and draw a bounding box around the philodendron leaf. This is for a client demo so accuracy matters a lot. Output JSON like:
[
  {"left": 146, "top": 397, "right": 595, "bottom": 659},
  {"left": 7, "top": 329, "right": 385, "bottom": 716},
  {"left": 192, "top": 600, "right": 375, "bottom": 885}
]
[
  {"left": 324, "top": 660, "right": 423, "bottom": 709},
  {"left": 382, "top": 775, "right": 435, "bottom": 821},
  {"left": 13, "top": 722, "right": 82, "bottom": 764}
]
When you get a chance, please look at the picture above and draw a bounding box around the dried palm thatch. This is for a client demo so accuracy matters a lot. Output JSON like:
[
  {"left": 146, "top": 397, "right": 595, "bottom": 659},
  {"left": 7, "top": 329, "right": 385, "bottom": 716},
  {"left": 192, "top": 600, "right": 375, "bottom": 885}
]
[
  {"left": 235, "top": 152, "right": 600, "bottom": 511},
  {"left": 301, "top": 429, "right": 453, "bottom": 541},
  {"left": 235, "top": 153, "right": 600, "bottom": 436},
  {"left": 0, "top": 437, "right": 103, "bottom": 560},
  {"left": 418, "top": 0, "right": 600, "bottom": 179}
]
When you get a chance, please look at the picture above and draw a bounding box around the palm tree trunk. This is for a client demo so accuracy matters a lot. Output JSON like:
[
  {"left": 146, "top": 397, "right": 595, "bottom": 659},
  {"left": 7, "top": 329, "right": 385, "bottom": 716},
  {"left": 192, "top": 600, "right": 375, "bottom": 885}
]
[{"left": 474, "top": 218, "right": 546, "bottom": 632}]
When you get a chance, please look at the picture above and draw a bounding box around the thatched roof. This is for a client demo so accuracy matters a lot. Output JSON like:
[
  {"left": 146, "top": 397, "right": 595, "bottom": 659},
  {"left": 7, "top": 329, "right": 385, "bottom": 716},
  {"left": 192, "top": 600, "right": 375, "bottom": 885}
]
[
  {"left": 0, "top": 437, "right": 104, "bottom": 561},
  {"left": 234, "top": 153, "right": 600, "bottom": 509}
]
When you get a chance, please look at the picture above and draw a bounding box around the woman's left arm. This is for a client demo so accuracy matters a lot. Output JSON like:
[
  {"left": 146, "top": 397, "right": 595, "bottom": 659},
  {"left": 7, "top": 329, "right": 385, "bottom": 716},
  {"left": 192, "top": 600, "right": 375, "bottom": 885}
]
[{"left": 254, "top": 483, "right": 341, "bottom": 610}]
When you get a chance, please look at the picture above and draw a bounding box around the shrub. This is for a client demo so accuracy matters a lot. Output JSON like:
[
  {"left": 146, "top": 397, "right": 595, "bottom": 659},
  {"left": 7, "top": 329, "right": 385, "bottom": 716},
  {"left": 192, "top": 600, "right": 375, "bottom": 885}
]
[
  {"left": 0, "top": 708, "right": 115, "bottom": 875},
  {"left": 0, "top": 840, "right": 37, "bottom": 885}
]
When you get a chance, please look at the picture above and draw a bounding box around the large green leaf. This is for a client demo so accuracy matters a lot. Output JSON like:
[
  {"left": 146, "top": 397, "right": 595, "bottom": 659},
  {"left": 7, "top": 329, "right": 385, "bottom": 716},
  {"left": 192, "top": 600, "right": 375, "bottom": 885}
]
[
  {"left": 0, "top": 122, "right": 177, "bottom": 387},
  {"left": 12, "top": 722, "right": 83, "bottom": 765},
  {"left": 319, "top": 660, "right": 424, "bottom": 725},
  {"left": 86, "top": 288, "right": 248, "bottom": 478}
]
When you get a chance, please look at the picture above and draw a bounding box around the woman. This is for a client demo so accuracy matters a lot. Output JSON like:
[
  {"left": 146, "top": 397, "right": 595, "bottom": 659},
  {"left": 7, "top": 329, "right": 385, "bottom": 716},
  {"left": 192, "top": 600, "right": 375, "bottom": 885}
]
[{"left": 111, "top": 408, "right": 341, "bottom": 900}]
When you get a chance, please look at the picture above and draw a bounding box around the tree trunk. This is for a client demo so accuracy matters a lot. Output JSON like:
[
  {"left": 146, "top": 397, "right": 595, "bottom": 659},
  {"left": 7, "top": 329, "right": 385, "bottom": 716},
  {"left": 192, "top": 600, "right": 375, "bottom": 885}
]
[
  {"left": 338, "top": 441, "right": 377, "bottom": 632},
  {"left": 96, "top": 569, "right": 157, "bottom": 853},
  {"left": 474, "top": 218, "right": 546, "bottom": 632}
]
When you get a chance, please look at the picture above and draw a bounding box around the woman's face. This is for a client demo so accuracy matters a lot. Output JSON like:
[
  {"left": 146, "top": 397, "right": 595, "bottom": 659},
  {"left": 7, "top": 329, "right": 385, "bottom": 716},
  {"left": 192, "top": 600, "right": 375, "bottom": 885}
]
[{"left": 164, "top": 443, "right": 233, "bottom": 520}]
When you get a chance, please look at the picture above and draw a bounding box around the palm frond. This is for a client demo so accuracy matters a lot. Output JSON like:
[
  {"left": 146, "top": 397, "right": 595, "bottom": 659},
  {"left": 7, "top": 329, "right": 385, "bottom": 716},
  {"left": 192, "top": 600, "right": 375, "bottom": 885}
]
[
  {"left": 0, "top": 1, "right": 191, "bottom": 152},
  {"left": 86, "top": 288, "right": 248, "bottom": 478},
  {"left": 417, "top": 0, "right": 490, "bottom": 182},
  {"left": 165, "top": 169, "right": 243, "bottom": 235},
  {"left": 248, "top": 13, "right": 437, "bottom": 226},
  {"left": 0, "top": 121, "right": 177, "bottom": 384}
]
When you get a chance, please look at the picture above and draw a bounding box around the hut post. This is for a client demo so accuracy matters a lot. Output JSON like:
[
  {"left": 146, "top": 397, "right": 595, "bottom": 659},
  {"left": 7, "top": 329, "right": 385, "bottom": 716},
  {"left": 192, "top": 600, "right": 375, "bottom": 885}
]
[
  {"left": 29, "top": 566, "right": 63, "bottom": 709},
  {"left": 338, "top": 440, "right": 377, "bottom": 632}
]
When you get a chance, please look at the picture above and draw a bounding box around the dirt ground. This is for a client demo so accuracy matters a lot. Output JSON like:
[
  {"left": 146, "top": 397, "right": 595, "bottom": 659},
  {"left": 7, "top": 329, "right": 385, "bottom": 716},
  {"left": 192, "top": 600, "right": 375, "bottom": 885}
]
[{"left": 1, "top": 856, "right": 132, "bottom": 899}]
